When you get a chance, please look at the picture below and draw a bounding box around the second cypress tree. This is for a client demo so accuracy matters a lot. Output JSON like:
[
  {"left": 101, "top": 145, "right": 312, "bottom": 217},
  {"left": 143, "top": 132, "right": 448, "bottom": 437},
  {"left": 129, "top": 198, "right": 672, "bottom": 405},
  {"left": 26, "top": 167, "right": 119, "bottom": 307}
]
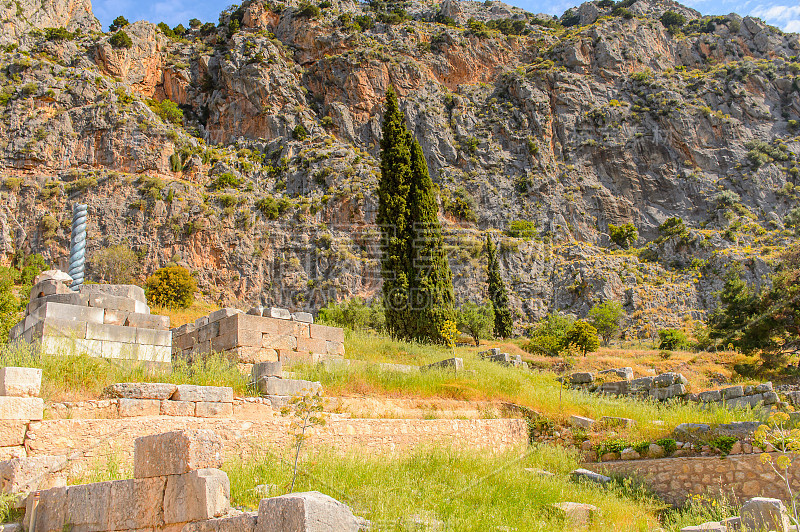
[{"left": 486, "top": 234, "right": 513, "bottom": 338}]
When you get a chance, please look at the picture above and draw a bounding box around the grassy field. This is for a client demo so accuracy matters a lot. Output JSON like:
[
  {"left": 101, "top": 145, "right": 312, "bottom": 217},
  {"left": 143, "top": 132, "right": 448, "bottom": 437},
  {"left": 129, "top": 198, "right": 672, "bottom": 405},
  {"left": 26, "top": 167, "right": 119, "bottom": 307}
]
[
  {"left": 223, "top": 443, "right": 664, "bottom": 531},
  {"left": 292, "top": 330, "right": 760, "bottom": 441},
  {"left": 0, "top": 342, "right": 250, "bottom": 402}
]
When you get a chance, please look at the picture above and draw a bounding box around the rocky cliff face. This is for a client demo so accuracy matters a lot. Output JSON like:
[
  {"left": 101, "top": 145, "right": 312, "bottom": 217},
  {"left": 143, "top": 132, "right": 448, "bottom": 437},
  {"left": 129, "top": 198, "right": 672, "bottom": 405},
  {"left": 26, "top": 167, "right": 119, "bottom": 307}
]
[{"left": 0, "top": 0, "right": 798, "bottom": 337}]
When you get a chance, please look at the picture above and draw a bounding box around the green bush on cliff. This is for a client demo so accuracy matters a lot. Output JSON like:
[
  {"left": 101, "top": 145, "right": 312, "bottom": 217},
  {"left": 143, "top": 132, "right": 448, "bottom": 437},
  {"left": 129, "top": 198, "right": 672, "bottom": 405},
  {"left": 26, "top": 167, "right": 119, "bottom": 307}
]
[
  {"left": 109, "top": 30, "right": 133, "bottom": 49},
  {"left": 144, "top": 266, "right": 197, "bottom": 309}
]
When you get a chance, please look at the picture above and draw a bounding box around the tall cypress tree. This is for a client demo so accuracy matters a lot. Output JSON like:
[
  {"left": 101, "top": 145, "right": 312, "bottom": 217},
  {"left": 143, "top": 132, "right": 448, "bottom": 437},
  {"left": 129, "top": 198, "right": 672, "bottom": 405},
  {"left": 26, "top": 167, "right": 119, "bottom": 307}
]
[
  {"left": 377, "top": 86, "right": 413, "bottom": 338},
  {"left": 377, "top": 88, "right": 454, "bottom": 342},
  {"left": 486, "top": 234, "right": 513, "bottom": 338},
  {"left": 407, "top": 138, "right": 455, "bottom": 341}
]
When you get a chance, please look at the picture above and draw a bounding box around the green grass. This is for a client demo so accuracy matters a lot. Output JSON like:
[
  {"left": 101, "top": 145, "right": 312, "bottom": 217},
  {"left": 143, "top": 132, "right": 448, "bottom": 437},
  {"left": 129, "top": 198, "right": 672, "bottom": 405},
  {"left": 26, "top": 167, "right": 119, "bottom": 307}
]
[
  {"left": 223, "top": 443, "right": 663, "bottom": 531},
  {"left": 0, "top": 342, "right": 252, "bottom": 402},
  {"left": 293, "top": 330, "right": 761, "bottom": 440}
]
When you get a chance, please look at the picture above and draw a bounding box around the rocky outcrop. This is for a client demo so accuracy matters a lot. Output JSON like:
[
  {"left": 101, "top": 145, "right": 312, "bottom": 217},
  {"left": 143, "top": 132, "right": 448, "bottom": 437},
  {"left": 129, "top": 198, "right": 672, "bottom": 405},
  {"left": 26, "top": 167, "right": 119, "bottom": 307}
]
[{"left": 0, "top": 0, "right": 99, "bottom": 44}]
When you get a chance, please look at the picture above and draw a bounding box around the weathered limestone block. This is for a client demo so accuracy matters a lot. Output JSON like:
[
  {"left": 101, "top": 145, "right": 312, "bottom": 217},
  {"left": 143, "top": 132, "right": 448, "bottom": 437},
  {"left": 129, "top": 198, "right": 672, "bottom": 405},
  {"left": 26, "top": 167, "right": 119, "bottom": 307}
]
[
  {"left": 256, "top": 491, "right": 359, "bottom": 532},
  {"left": 118, "top": 398, "right": 161, "bottom": 417},
  {"left": 161, "top": 400, "right": 196, "bottom": 417},
  {"left": 0, "top": 367, "right": 41, "bottom": 398},
  {"left": 421, "top": 358, "right": 464, "bottom": 372},
  {"left": 569, "top": 415, "right": 596, "bottom": 429},
  {"left": 103, "top": 382, "right": 178, "bottom": 400},
  {"left": 726, "top": 394, "right": 765, "bottom": 409},
  {"left": 291, "top": 312, "right": 314, "bottom": 323},
  {"left": 30, "top": 279, "right": 71, "bottom": 299},
  {"left": 266, "top": 307, "right": 291, "bottom": 320},
  {"left": 599, "top": 381, "right": 628, "bottom": 395},
  {"left": 620, "top": 448, "right": 640, "bottom": 460},
  {"left": 762, "top": 391, "right": 779, "bottom": 405},
  {"left": 675, "top": 423, "right": 711, "bottom": 440},
  {"left": 172, "top": 385, "right": 234, "bottom": 403},
  {"left": 754, "top": 382, "right": 773, "bottom": 394},
  {"left": 698, "top": 390, "right": 722, "bottom": 403},
  {"left": 33, "top": 301, "right": 104, "bottom": 324},
  {"left": 551, "top": 502, "right": 598, "bottom": 527},
  {"left": 0, "top": 456, "right": 67, "bottom": 500},
  {"left": 0, "top": 421, "right": 26, "bottom": 447},
  {"left": 134, "top": 429, "right": 224, "bottom": 478},
  {"left": 65, "top": 480, "right": 112, "bottom": 530},
  {"left": 309, "top": 324, "right": 344, "bottom": 343},
  {"left": 79, "top": 284, "right": 146, "bottom": 303},
  {"left": 195, "top": 402, "right": 234, "bottom": 418},
  {"left": 125, "top": 312, "right": 170, "bottom": 330},
  {"left": 136, "top": 328, "right": 172, "bottom": 346},
  {"left": 597, "top": 367, "right": 633, "bottom": 381},
  {"left": 627, "top": 377, "right": 654, "bottom": 394},
  {"left": 182, "top": 511, "right": 258, "bottom": 532},
  {"left": 87, "top": 293, "right": 137, "bottom": 312},
  {"left": 86, "top": 322, "right": 137, "bottom": 343},
  {"left": 0, "top": 447, "right": 26, "bottom": 460},
  {"left": 0, "top": 397, "right": 43, "bottom": 420},
  {"left": 297, "top": 336, "right": 327, "bottom": 354},
  {"left": 262, "top": 333, "right": 298, "bottom": 351},
  {"left": 164, "top": 468, "right": 230, "bottom": 524},
  {"left": 106, "top": 476, "right": 167, "bottom": 530},
  {"left": 325, "top": 341, "right": 345, "bottom": 356},
  {"left": 648, "top": 443, "right": 665, "bottom": 458},
  {"left": 257, "top": 377, "right": 322, "bottom": 396},
  {"left": 252, "top": 361, "right": 282, "bottom": 382},
  {"left": 722, "top": 386, "right": 745, "bottom": 400},
  {"left": 713, "top": 421, "right": 761, "bottom": 439},
  {"left": 680, "top": 523, "right": 726, "bottom": 531},
  {"left": 740, "top": 497, "right": 790, "bottom": 532},
  {"left": 602, "top": 416, "right": 635, "bottom": 428},
  {"left": 569, "top": 469, "right": 611, "bottom": 484},
  {"left": 209, "top": 308, "right": 242, "bottom": 323},
  {"left": 23, "top": 486, "right": 67, "bottom": 531},
  {"left": 654, "top": 372, "right": 688, "bottom": 388},
  {"left": 569, "top": 372, "right": 594, "bottom": 384}
]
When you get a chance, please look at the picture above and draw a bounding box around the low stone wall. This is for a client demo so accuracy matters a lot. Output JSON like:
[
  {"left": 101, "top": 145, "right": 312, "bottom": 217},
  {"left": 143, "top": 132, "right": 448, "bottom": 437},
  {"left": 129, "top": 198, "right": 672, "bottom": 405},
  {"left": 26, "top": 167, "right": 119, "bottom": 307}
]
[
  {"left": 23, "top": 417, "right": 528, "bottom": 475},
  {"left": 595, "top": 454, "right": 800, "bottom": 506}
]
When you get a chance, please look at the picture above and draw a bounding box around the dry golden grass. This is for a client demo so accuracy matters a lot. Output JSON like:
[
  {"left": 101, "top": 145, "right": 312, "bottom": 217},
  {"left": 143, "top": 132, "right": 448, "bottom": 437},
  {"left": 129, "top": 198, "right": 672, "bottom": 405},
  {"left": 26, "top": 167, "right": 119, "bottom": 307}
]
[{"left": 150, "top": 300, "right": 219, "bottom": 328}]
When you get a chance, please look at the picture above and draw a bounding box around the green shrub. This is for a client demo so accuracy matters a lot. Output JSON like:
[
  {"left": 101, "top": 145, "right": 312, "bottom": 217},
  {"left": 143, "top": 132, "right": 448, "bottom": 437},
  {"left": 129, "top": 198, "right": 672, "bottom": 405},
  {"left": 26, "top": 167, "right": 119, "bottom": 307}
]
[
  {"left": 292, "top": 124, "right": 309, "bottom": 140},
  {"left": 147, "top": 99, "right": 183, "bottom": 125},
  {"left": 44, "top": 27, "right": 74, "bottom": 41},
  {"left": 256, "top": 196, "right": 287, "bottom": 220},
  {"left": 660, "top": 11, "right": 686, "bottom": 31},
  {"left": 210, "top": 172, "right": 240, "bottom": 191},
  {"left": 144, "top": 266, "right": 197, "bottom": 309},
  {"left": 297, "top": 3, "right": 321, "bottom": 18},
  {"left": 659, "top": 217, "right": 688, "bottom": 238},
  {"left": 109, "top": 16, "right": 129, "bottom": 32},
  {"left": 656, "top": 438, "right": 677, "bottom": 455},
  {"left": 658, "top": 329, "right": 688, "bottom": 350},
  {"left": 612, "top": 7, "right": 633, "bottom": 19},
  {"left": 442, "top": 187, "right": 477, "bottom": 223},
  {"left": 708, "top": 435, "right": 737, "bottom": 456},
  {"left": 608, "top": 223, "right": 638, "bottom": 248},
  {"left": 109, "top": 31, "right": 133, "bottom": 49},
  {"left": 562, "top": 320, "right": 599, "bottom": 357},
  {"left": 169, "top": 153, "right": 183, "bottom": 172},
  {"left": 505, "top": 220, "right": 537, "bottom": 240},
  {"left": 523, "top": 312, "right": 574, "bottom": 356},
  {"left": 91, "top": 244, "right": 139, "bottom": 284},
  {"left": 65, "top": 177, "right": 97, "bottom": 194},
  {"left": 2, "top": 177, "right": 22, "bottom": 191},
  {"left": 318, "top": 298, "right": 385, "bottom": 331}
]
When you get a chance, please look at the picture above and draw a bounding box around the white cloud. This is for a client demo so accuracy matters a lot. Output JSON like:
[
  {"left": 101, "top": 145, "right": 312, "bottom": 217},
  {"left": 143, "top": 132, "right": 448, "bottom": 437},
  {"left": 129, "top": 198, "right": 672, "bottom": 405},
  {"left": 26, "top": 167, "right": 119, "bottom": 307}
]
[{"left": 750, "top": 3, "right": 800, "bottom": 33}]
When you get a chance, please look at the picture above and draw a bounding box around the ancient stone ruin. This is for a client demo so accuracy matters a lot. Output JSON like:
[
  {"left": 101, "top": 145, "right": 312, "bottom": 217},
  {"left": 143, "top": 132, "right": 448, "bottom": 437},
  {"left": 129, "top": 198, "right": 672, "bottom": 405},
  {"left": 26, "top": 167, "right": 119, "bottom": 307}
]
[
  {"left": 8, "top": 270, "right": 171, "bottom": 363},
  {"left": 478, "top": 348, "right": 524, "bottom": 368},
  {"left": 171, "top": 307, "right": 345, "bottom": 371}
]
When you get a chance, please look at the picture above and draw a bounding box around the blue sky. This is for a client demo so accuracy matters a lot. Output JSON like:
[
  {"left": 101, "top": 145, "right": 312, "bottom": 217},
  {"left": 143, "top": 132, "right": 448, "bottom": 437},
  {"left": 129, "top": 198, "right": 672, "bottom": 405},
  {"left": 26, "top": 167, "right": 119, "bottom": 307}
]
[{"left": 91, "top": 0, "right": 800, "bottom": 34}]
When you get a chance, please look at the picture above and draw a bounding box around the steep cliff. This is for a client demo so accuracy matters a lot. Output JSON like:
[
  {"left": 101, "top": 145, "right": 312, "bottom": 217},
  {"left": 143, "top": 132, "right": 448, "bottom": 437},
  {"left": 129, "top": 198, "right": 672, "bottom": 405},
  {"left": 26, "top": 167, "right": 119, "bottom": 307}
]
[{"left": 0, "top": 0, "right": 798, "bottom": 337}]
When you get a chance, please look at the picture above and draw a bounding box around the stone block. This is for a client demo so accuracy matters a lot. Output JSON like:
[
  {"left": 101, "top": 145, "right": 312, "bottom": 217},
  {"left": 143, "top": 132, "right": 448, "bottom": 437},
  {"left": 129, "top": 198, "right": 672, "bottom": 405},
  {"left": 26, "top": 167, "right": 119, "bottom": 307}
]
[
  {"left": 569, "top": 372, "right": 594, "bottom": 384},
  {"left": 172, "top": 385, "right": 234, "bottom": 403},
  {"left": 0, "top": 447, "right": 25, "bottom": 461},
  {"left": 620, "top": 447, "right": 640, "bottom": 460},
  {"left": 210, "top": 308, "right": 242, "bottom": 323},
  {"left": 421, "top": 357, "right": 464, "bottom": 372},
  {"left": 35, "top": 303, "right": 102, "bottom": 326},
  {"left": 650, "top": 383, "right": 686, "bottom": 400},
  {"left": 0, "top": 456, "right": 67, "bottom": 499},
  {"left": 183, "top": 511, "right": 258, "bottom": 532},
  {"left": 252, "top": 361, "right": 283, "bottom": 382},
  {"left": 654, "top": 372, "right": 687, "bottom": 387},
  {"left": 740, "top": 497, "right": 790, "bottom": 532},
  {"left": 726, "top": 394, "right": 764, "bottom": 410},
  {"left": 266, "top": 307, "right": 291, "bottom": 320},
  {"left": 627, "top": 377, "right": 654, "bottom": 393},
  {"left": 713, "top": 421, "right": 761, "bottom": 438},
  {"left": 0, "top": 421, "right": 26, "bottom": 447},
  {"left": 226, "top": 346, "right": 278, "bottom": 364},
  {"left": 720, "top": 516, "right": 741, "bottom": 530},
  {"left": 30, "top": 279, "right": 71, "bottom": 299},
  {"left": 161, "top": 400, "right": 196, "bottom": 416},
  {"left": 0, "top": 367, "right": 41, "bottom": 398},
  {"left": 675, "top": 423, "right": 711, "bottom": 440},
  {"left": 257, "top": 377, "right": 322, "bottom": 396},
  {"left": 87, "top": 293, "right": 137, "bottom": 312},
  {"left": 247, "top": 306, "right": 264, "bottom": 316},
  {"left": 262, "top": 333, "right": 298, "bottom": 351},
  {"left": 601, "top": 416, "right": 634, "bottom": 428},
  {"left": 136, "top": 328, "right": 172, "bottom": 346},
  {"left": 134, "top": 299, "right": 150, "bottom": 314},
  {"left": 134, "top": 429, "right": 224, "bottom": 478},
  {"left": 66, "top": 480, "right": 113, "bottom": 530},
  {"left": 762, "top": 391, "right": 779, "bottom": 405},
  {"left": 33, "top": 269, "right": 72, "bottom": 285},
  {"left": 164, "top": 468, "right": 230, "bottom": 524},
  {"left": 195, "top": 316, "right": 210, "bottom": 328},
  {"left": 125, "top": 312, "right": 170, "bottom": 330},
  {"left": 277, "top": 350, "right": 312, "bottom": 368},
  {"left": 722, "top": 386, "right": 744, "bottom": 400},
  {"left": 103, "top": 309, "right": 129, "bottom": 326},
  {"left": 754, "top": 382, "right": 773, "bottom": 394},
  {"left": 32, "top": 317, "right": 88, "bottom": 340},
  {"left": 153, "top": 344, "right": 172, "bottom": 363},
  {"left": 597, "top": 367, "right": 633, "bottom": 381},
  {"left": 196, "top": 402, "right": 234, "bottom": 418},
  {"left": 698, "top": 390, "right": 722, "bottom": 403},
  {"left": 0, "top": 397, "right": 43, "bottom": 421},
  {"left": 325, "top": 341, "right": 345, "bottom": 356},
  {"left": 103, "top": 382, "right": 178, "bottom": 400},
  {"left": 291, "top": 312, "right": 314, "bottom": 323},
  {"left": 118, "top": 398, "right": 161, "bottom": 417},
  {"left": 297, "top": 336, "right": 327, "bottom": 354},
  {"left": 256, "top": 491, "right": 359, "bottom": 532},
  {"left": 569, "top": 469, "right": 611, "bottom": 484},
  {"left": 79, "top": 284, "right": 146, "bottom": 303},
  {"left": 173, "top": 322, "right": 197, "bottom": 336},
  {"left": 551, "top": 502, "right": 598, "bottom": 527},
  {"left": 106, "top": 476, "right": 167, "bottom": 530},
  {"left": 569, "top": 415, "right": 596, "bottom": 429},
  {"left": 23, "top": 485, "right": 67, "bottom": 531},
  {"left": 87, "top": 322, "right": 138, "bottom": 343},
  {"left": 309, "top": 324, "right": 345, "bottom": 343},
  {"left": 647, "top": 443, "right": 665, "bottom": 458},
  {"left": 599, "top": 381, "right": 628, "bottom": 395}
]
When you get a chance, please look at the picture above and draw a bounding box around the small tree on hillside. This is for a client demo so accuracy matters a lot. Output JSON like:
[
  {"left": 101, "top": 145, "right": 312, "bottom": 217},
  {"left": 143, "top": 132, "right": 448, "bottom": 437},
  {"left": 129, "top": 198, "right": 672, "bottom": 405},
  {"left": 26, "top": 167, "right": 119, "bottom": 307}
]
[
  {"left": 91, "top": 244, "right": 140, "bottom": 285},
  {"left": 281, "top": 391, "right": 326, "bottom": 492},
  {"left": 144, "top": 266, "right": 197, "bottom": 309},
  {"left": 588, "top": 300, "right": 624, "bottom": 346},
  {"left": 457, "top": 302, "right": 494, "bottom": 346},
  {"left": 562, "top": 320, "right": 599, "bottom": 357},
  {"left": 109, "top": 30, "right": 133, "bottom": 49},
  {"left": 486, "top": 234, "right": 513, "bottom": 338},
  {"left": 109, "top": 16, "right": 129, "bottom": 32},
  {"left": 608, "top": 223, "right": 638, "bottom": 249}
]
